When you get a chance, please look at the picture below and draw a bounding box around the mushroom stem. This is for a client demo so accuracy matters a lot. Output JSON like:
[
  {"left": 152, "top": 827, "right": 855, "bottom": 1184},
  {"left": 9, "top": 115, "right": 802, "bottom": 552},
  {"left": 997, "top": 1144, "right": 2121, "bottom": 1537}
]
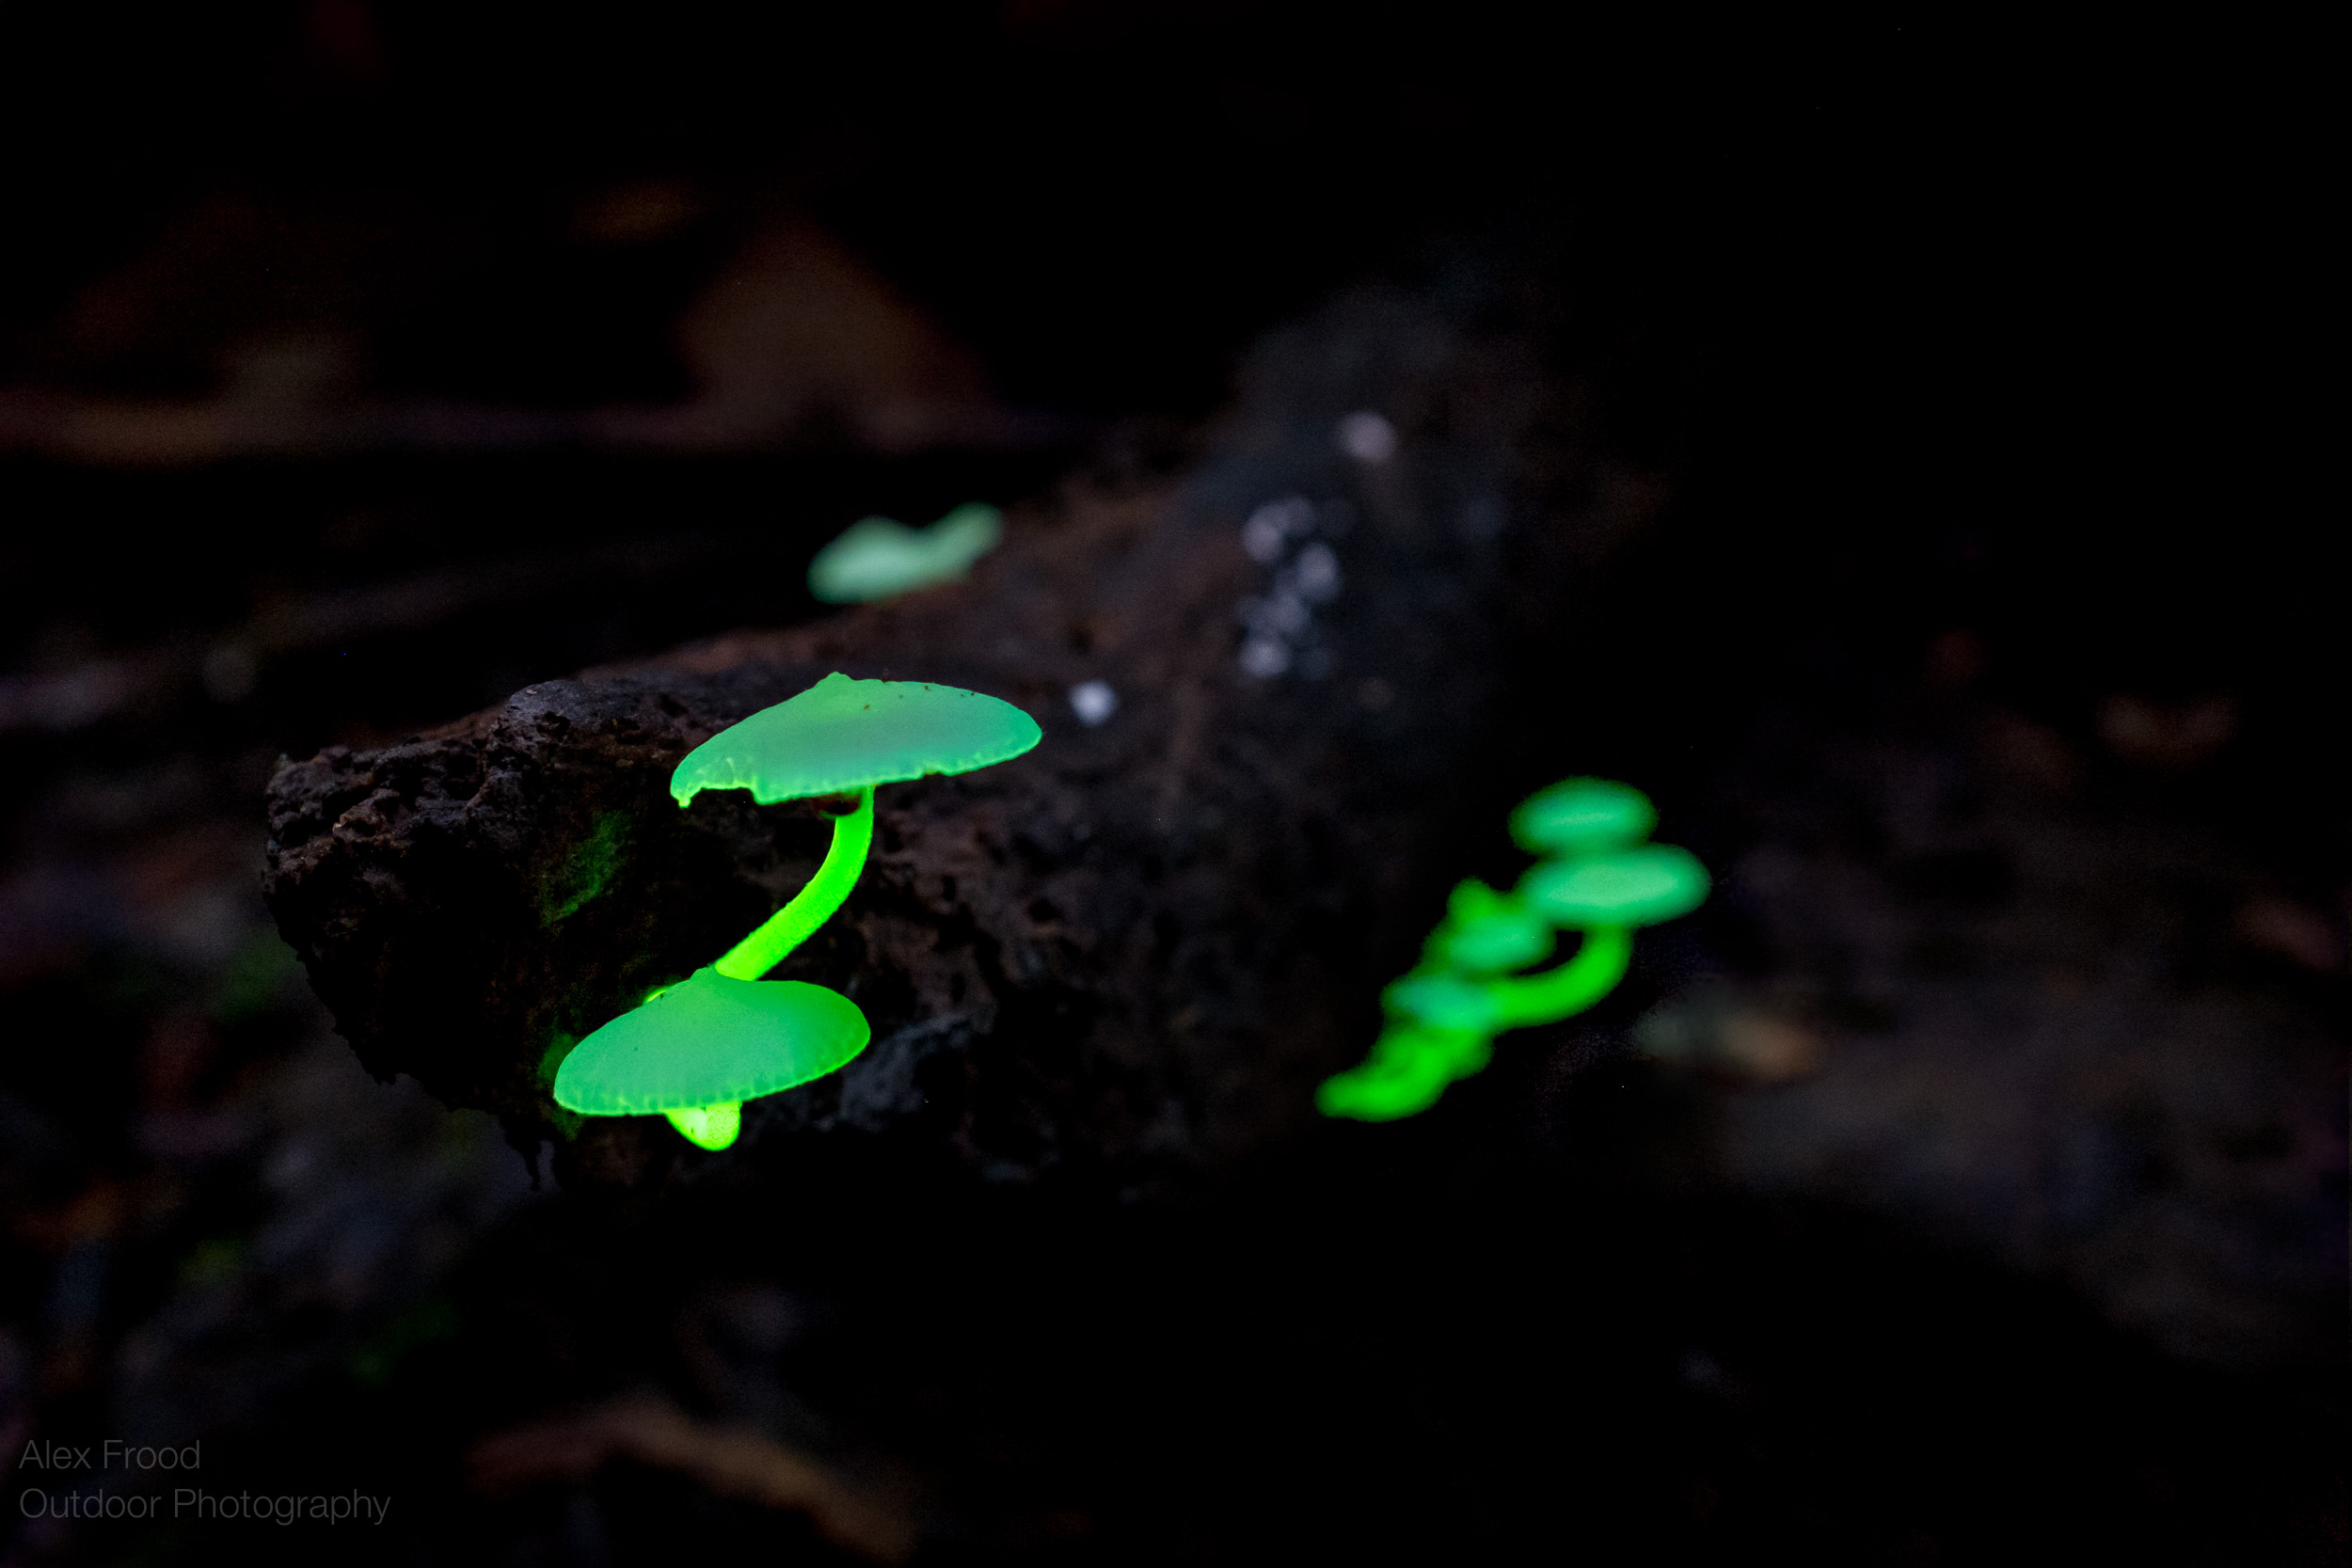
[
  {"left": 663, "top": 1102, "right": 742, "bottom": 1150},
  {"left": 1480, "top": 925, "right": 1632, "bottom": 1028},
  {"left": 712, "top": 786, "right": 876, "bottom": 981}
]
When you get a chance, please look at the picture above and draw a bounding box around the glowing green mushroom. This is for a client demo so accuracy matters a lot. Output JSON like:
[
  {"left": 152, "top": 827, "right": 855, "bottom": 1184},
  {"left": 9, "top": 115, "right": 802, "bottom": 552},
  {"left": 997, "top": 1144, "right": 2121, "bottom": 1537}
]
[
  {"left": 1518, "top": 845, "right": 1709, "bottom": 930},
  {"left": 807, "top": 503, "right": 1003, "bottom": 604},
  {"left": 1422, "top": 879, "right": 1554, "bottom": 974},
  {"left": 1509, "top": 776, "right": 1656, "bottom": 857},
  {"left": 554, "top": 672, "right": 1042, "bottom": 1149},
  {"left": 1393, "top": 927, "right": 1638, "bottom": 1035},
  {"left": 1318, "top": 779, "right": 1709, "bottom": 1122},
  {"left": 1314, "top": 1022, "right": 1489, "bottom": 1121},
  {"left": 1383, "top": 970, "right": 1502, "bottom": 1034},
  {"left": 553, "top": 969, "right": 867, "bottom": 1149},
  {"left": 672, "top": 672, "right": 1042, "bottom": 981}
]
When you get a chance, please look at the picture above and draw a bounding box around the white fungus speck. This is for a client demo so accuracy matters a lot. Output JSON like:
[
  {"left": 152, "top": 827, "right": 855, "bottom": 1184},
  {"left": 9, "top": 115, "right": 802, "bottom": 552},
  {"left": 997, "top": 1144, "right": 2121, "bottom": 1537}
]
[
  {"left": 1336, "top": 411, "right": 1396, "bottom": 464},
  {"left": 1238, "top": 638, "right": 1291, "bottom": 678},
  {"left": 1293, "top": 543, "right": 1341, "bottom": 602},
  {"left": 1068, "top": 680, "right": 1119, "bottom": 727},
  {"left": 1242, "top": 497, "right": 1313, "bottom": 562},
  {"left": 1242, "top": 511, "right": 1286, "bottom": 562}
]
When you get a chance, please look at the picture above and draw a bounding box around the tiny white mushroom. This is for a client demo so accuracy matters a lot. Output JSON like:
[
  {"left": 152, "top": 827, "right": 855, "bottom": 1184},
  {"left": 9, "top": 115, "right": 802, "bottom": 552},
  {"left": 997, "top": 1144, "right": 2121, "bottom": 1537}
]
[
  {"left": 1294, "top": 543, "right": 1341, "bottom": 602},
  {"left": 1242, "top": 497, "right": 1314, "bottom": 562},
  {"left": 1242, "top": 515, "right": 1283, "bottom": 562},
  {"left": 1068, "top": 680, "right": 1119, "bottom": 727},
  {"left": 1336, "top": 411, "right": 1397, "bottom": 464},
  {"left": 1238, "top": 637, "right": 1292, "bottom": 678}
]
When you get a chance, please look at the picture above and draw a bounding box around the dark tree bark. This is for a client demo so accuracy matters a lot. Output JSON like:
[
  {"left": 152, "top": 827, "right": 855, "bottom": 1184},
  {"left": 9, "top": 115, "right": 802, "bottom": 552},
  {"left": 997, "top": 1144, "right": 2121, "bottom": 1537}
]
[{"left": 262, "top": 283, "right": 1665, "bottom": 1190}]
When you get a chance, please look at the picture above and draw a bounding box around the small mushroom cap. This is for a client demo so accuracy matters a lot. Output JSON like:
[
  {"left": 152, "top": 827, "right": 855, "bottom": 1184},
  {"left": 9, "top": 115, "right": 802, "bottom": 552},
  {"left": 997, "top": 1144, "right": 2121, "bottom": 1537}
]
[
  {"left": 1510, "top": 778, "right": 1657, "bottom": 857},
  {"left": 1317, "top": 1023, "right": 1491, "bottom": 1120},
  {"left": 553, "top": 968, "right": 869, "bottom": 1115},
  {"left": 1383, "top": 970, "right": 1500, "bottom": 1034},
  {"left": 1424, "top": 879, "right": 1554, "bottom": 974},
  {"left": 673, "top": 672, "right": 1042, "bottom": 806},
  {"left": 807, "top": 503, "right": 1003, "bottom": 605},
  {"left": 1518, "top": 845, "right": 1709, "bottom": 928}
]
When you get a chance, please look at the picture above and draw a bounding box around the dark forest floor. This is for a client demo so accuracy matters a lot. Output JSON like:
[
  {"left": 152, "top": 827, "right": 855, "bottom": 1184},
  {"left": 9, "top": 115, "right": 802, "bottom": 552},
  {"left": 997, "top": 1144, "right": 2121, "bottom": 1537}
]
[
  {"left": 3, "top": 353, "right": 2342, "bottom": 1563},
  {"left": 0, "top": 15, "right": 2340, "bottom": 1563}
]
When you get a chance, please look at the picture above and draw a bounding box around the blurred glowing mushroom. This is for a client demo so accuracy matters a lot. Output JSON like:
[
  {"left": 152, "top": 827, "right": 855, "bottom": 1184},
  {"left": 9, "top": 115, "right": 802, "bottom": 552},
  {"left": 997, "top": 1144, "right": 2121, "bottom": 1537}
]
[
  {"left": 1319, "top": 779, "right": 1709, "bottom": 1122},
  {"left": 807, "top": 502, "right": 1002, "bottom": 604},
  {"left": 1518, "top": 845, "right": 1709, "bottom": 930},
  {"left": 1508, "top": 777, "right": 1656, "bottom": 857},
  {"left": 1422, "top": 879, "right": 1553, "bottom": 974}
]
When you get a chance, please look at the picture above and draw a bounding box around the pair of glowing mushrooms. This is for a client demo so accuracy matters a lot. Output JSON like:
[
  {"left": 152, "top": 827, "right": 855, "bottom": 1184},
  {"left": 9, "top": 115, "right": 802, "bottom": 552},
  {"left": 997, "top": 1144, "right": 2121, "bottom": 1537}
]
[{"left": 552, "top": 673, "right": 1041, "bottom": 1150}]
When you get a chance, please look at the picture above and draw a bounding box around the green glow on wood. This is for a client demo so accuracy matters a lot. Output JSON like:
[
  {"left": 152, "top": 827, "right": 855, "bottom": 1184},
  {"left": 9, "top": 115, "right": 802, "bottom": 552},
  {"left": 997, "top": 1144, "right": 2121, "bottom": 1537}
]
[
  {"left": 808, "top": 503, "right": 1003, "bottom": 604},
  {"left": 540, "top": 810, "right": 629, "bottom": 927},
  {"left": 1320, "top": 779, "right": 1707, "bottom": 1122},
  {"left": 714, "top": 787, "right": 874, "bottom": 979},
  {"left": 559, "top": 673, "right": 1041, "bottom": 1148}
]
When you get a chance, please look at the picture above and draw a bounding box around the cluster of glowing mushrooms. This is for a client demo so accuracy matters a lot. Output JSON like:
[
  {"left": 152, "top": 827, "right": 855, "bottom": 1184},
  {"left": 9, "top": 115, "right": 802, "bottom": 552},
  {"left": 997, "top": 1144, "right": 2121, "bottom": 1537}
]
[{"left": 1317, "top": 778, "right": 1709, "bottom": 1121}]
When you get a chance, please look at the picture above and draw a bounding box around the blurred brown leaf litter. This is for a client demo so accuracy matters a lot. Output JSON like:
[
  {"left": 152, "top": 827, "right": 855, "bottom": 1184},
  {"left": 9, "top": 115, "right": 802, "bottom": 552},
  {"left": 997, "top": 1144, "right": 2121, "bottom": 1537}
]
[
  {"left": 0, "top": 191, "right": 1043, "bottom": 464},
  {"left": 470, "top": 1395, "right": 920, "bottom": 1563}
]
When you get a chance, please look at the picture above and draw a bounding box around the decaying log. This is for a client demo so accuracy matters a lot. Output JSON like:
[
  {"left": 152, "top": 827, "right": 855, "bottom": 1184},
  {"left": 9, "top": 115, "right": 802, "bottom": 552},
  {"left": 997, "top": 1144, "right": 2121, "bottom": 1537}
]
[{"left": 262, "top": 284, "right": 1665, "bottom": 1188}]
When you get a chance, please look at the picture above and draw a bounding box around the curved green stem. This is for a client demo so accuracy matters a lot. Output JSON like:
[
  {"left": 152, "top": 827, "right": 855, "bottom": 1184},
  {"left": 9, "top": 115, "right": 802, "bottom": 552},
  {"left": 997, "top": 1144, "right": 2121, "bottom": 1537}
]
[
  {"left": 1483, "top": 925, "right": 1631, "bottom": 1029},
  {"left": 712, "top": 786, "right": 875, "bottom": 980}
]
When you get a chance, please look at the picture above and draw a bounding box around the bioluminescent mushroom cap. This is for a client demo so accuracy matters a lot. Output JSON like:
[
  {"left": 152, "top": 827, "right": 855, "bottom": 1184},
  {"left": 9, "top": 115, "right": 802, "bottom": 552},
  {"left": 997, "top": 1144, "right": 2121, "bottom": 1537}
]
[
  {"left": 672, "top": 672, "right": 1042, "bottom": 806},
  {"left": 1424, "top": 879, "right": 1554, "bottom": 974},
  {"left": 807, "top": 503, "right": 1003, "bottom": 604},
  {"left": 1384, "top": 970, "right": 1499, "bottom": 1033},
  {"left": 1518, "top": 845, "right": 1709, "bottom": 928},
  {"left": 1509, "top": 778, "right": 1658, "bottom": 858},
  {"left": 553, "top": 967, "right": 869, "bottom": 1116}
]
